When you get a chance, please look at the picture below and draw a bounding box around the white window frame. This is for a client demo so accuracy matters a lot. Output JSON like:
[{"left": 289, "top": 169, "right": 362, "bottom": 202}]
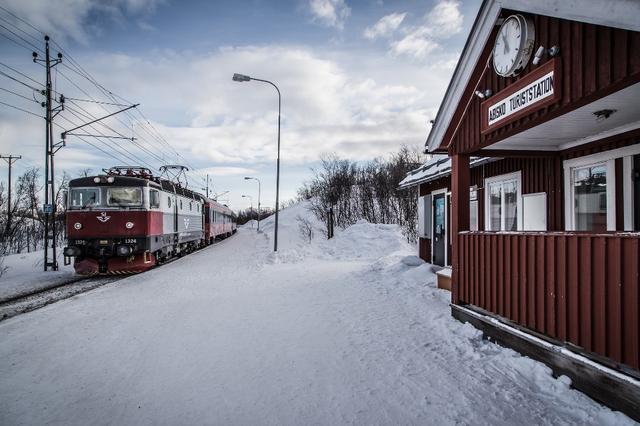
[
  {"left": 417, "top": 194, "right": 432, "bottom": 239},
  {"left": 470, "top": 185, "right": 479, "bottom": 231},
  {"left": 563, "top": 144, "right": 640, "bottom": 231},
  {"left": 484, "top": 171, "right": 523, "bottom": 231}
]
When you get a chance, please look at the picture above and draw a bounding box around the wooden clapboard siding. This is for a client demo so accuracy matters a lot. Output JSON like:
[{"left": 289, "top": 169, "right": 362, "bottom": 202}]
[{"left": 458, "top": 232, "right": 640, "bottom": 371}]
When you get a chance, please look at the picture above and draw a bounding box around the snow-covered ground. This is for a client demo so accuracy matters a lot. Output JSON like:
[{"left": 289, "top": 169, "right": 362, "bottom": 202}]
[
  {"left": 0, "top": 249, "right": 75, "bottom": 302},
  {"left": 0, "top": 202, "right": 633, "bottom": 425}
]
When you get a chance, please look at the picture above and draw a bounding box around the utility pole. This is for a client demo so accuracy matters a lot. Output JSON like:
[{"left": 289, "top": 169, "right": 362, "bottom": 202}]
[
  {"left": 206, "top": 174, "right": 210, "bottom": 198},
  {"left": 1, "top": 155, "right": 21, "bottom": 236},
  {"left": 33, "top": 35, "right": 63, "bottom": 271}
]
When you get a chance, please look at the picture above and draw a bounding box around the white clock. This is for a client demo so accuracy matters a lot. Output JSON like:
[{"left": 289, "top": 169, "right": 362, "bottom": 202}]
[{"left": 492, "top": 14, "right": 535, "bottom": 77}]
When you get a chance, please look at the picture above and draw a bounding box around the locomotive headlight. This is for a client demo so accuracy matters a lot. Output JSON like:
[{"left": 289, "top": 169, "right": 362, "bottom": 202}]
[
  {"left": 116, "top": 245, "right": 133, "bottom": 256},
  {"left": 93, "top": 177, "right": 101, "bottom": 183},
  {"left": 73, "top": 222, "right": 82, "bottom": 230},
  {"left": 107, "top": 176, "right": 115, "bottom": 183},
  {"left": 63, "top": 246, "right": 81, "bottom": 257},
  {"left": 125, "top": 221, "right": 134, "bottom": 229}
]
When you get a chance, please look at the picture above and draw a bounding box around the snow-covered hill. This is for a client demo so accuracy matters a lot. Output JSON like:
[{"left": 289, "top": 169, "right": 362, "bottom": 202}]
[{"left": 0, "top": 201, "right": 631, "bottom": 425}]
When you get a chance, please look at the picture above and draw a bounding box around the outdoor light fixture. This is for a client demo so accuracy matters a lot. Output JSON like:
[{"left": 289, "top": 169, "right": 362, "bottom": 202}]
[
  {"left": 125, "top": 222, "right": 134, "bottom": 229},
  {"left": 233, "top": 72, "right": 282, "bottom": 252},
  {"left": 474, "top": 89, "right": 493, "bottom": 99},
  {"left": 107, "top": 176, "right": 115, "bottom": 183},
  {"left": 74, "top": 222, "right": 82, "bottom": 230},
  {"left": 532, "top": 46, "right": 545, "bottom": 65},
  {"left": 232, "top": 73, "right": 251, "bottom": 82},
  {"left": 593, "top": 109, "right": 617, "bottom": 121},
  {"left": 532, "top": 45, "right": 561, "bottom": 66},
  {"left": 93, "top": 177, "right": 101, "bottom": 183}
]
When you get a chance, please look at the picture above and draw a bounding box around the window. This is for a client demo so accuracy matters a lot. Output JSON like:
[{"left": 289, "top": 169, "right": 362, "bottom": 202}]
[
  {"left": 69, "top": 188, "right": 100, "bottom": 209},
  {"left": 189, "top": 202, "right": 193, "bottom": 211},
  {"left": 563, "top": 144, "right": 640, "bottom": 232},
  {"left": 150, "top": 189, "right": 160, "bottom": 209},
  {"left": 180, "top": 200, "right": 183, "bottom": 210},
  {"left": 485, "top": 172, "right": 521, "bottom": 231},
  {"left": 470, "top": 187, "right": 478, "bottom": 231},
  {"left": 573, "top": 164, "right": 607, "bottom": 232},
  {"left": 417, "top": 195, "right": 432, "bottom": 238},
  {"left": 107, "top": 187, "right": 142, "bottom": 206},
  {"left": 168, "top": 197, "right": 172, "bottom": 208}
]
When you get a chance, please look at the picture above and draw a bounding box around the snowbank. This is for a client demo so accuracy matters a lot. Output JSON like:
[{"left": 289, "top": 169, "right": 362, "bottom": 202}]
[
  {"left": 0, "top": 201, "right": 632, "bottom": 425},
  {"left": 0, "top": 249, "right": 75, "bottom": 301}
]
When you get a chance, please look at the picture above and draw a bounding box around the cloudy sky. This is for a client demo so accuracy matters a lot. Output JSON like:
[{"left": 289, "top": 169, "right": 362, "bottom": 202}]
[{"left": 0, "top": 0, "right": 480, "bottom": 210}]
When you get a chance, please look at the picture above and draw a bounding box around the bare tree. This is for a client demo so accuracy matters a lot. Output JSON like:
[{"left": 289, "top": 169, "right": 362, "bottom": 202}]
[{"left": 298, "top": 145, "right": 423, "bottom": 242}]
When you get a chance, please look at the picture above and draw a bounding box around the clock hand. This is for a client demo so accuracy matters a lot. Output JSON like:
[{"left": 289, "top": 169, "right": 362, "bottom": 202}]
[{"left": 502, "top": 33, "right": 510, "bottom": 53}]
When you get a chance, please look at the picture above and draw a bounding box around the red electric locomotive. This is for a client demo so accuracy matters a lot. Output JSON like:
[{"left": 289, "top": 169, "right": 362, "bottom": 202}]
[{"left": 63, "top": 167, "right": 236, "bottom": 275}]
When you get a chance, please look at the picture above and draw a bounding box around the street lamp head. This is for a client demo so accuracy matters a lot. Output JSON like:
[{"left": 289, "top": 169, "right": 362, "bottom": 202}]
[
  {"left": 244, "top": 176, "right": 251, "bottom": 180},
  {"left": 233, "top": 73, "right": 251, "bottom": 82}
]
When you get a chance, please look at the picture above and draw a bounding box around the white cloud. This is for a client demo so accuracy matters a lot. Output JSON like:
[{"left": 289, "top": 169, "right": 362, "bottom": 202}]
[
  {"left": 390, "top": 27, "right": 439, "bottom": 60},
  {"left": 425, "top": 0, "right": 463, "bottom": 38},
  {"left": 363, "top": 12, "right": 406, "bottom": 40},
  {"left": 194, "top": 167, "right": 258, "bottom": 177},
  {"left": 308, "top": 0, "right": 351, "bottom": 30},
  {"left": 388, "top": 0, "right": 463, "bottom": 60},
  {"left": 0, "top": 0, "right": 164, "bottom": 43}
]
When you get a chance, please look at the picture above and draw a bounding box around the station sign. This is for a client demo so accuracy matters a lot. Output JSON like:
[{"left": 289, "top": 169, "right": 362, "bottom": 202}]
[{"left": 481, "top": 58, "right": 561, "bottom": 134}]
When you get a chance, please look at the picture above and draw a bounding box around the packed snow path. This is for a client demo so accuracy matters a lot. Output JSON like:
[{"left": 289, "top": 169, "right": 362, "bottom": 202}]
[{"left": 0, "top": 205, "right": 632, "bottom": 425}]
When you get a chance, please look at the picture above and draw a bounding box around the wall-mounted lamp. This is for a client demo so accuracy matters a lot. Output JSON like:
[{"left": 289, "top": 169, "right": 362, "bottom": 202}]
[
  {"left": 474, "top": 89, "right": 493, "bottom": 99},
  {"left": 593, "top": 109, "right": 617, "bottom": 121},
  {"left": 532, "top": 45, "right": 561, "bottom": 65}
]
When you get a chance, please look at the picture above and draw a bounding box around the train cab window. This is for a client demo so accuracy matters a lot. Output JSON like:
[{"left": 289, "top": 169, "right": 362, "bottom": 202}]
[
  {"left": 107, "top": 187, "right": 142, "bottom": 207},
  {"left": 69, "top": 188, "right": 100, "bottom": 209},
  {"left": 150, "top": 189, "right": 160, "bottom": 209}
]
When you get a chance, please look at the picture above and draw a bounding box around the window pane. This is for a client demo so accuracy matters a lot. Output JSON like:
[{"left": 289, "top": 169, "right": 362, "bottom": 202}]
[
  {"left": 470, "top": 200, "right": 478, "bottom": 231},
  {"left": 489, "top": 183, "right": 502, "bottom": 231},
  {"left": 150, "top": 190, "right": 160, "bottom": 208},
  {"left": 504, "top": 180, "right": 518, "bottom": 231},
  {"left": 574, "top": 164, "right": 607, "bottom": 232},
  {"left": 70, "top": 188, "right": 99, "bottom": 209},
  {"left": 107, "top": 187, "right": 142, "bottom": 206}
]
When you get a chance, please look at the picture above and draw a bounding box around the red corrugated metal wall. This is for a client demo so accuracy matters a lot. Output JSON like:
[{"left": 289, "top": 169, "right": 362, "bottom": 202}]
[
  {"left": 458, "top": 232, "right": 640, "bottom": 371},
  {"left": 448, "top": 14, "right": 640, "bottom": 154},
  {"left": 470, "top": 157, "right": 564, "bottom": 231}
]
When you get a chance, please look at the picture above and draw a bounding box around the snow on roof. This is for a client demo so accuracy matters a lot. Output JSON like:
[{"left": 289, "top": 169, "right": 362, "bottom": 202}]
[
  {"left": 398, "top": 156, "right": 497, "bottom": 189},
  {"left": 398, "top": 155, "right": 451, "bottom": 189}
]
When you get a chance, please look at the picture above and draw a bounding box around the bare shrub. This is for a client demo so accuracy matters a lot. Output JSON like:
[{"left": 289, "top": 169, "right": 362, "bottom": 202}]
[
  {"left": 297, "top": 145, "right": 423, "bottom": 242},
  {"left": 296, "top": 215, "right": 314, "bottom": 243}
]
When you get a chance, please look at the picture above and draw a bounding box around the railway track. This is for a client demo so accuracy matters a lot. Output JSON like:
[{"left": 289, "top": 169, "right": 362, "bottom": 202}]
[{"left": 0, "top": 233, "right": 237, "bottom": 322}]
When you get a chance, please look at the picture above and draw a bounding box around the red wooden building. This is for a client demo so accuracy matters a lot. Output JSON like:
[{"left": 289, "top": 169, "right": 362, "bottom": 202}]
[{"left": 404, "top": 0, "right": 640, "bottom": 417}]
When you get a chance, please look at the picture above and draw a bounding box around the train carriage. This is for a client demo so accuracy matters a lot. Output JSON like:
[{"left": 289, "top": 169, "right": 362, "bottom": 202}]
[{"left": 63, "top": 167, "right": 235, "bottom": 275}]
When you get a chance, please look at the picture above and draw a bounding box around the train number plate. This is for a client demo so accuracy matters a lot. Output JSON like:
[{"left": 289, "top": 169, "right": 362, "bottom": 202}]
[{"left": 124, "top": 238, "right": 136, "bottom": 244}]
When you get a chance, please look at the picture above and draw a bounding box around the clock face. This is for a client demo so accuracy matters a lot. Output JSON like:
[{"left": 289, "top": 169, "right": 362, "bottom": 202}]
[{"left": 493, "top": 15, "right": 535, "bottom": 77}]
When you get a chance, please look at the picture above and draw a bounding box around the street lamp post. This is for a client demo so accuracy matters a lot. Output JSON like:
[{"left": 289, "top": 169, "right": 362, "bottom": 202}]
[
  {"left": 244, "top": 176, "right": 261, "bottom": 231},
  {"left": 233, "top": 73, "right": 281, "bottom": 252},
  {"left": 241, "top": 194, "right": 254, "bottom": 229}
]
